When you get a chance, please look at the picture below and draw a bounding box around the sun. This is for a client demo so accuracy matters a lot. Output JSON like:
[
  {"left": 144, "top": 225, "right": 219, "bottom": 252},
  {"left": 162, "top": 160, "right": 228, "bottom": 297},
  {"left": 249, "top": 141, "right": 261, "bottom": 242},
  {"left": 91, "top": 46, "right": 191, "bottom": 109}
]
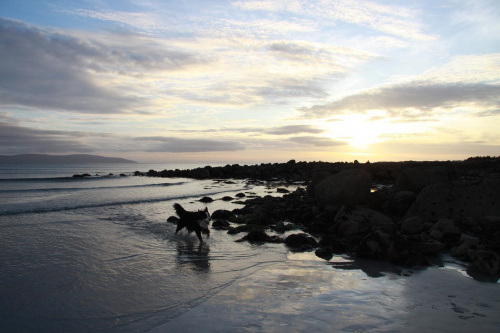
[{"left": 323, "top": 114, "right": 387, "bottom": 149}]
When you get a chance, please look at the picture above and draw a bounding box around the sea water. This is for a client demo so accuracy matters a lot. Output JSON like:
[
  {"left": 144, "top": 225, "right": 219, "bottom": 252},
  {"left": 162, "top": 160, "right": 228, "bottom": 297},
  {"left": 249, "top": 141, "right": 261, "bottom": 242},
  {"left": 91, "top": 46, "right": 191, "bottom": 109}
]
[{"left": 0, "top": 163, "right": 499, "bottom": 333}]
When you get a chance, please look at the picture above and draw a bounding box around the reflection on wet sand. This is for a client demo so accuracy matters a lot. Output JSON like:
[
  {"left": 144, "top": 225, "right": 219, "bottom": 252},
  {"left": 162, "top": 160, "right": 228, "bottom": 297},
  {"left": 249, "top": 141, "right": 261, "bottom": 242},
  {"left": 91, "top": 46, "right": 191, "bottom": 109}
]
[{"left": 175, "top": 240, "right": 211, "bottom": 272}]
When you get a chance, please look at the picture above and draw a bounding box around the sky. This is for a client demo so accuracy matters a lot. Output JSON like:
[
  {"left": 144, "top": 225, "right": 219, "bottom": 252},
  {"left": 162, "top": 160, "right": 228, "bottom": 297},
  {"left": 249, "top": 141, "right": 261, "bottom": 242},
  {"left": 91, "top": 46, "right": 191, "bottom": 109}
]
[{"left": 0, "top": 0, "right": 499, "bottom": 164}]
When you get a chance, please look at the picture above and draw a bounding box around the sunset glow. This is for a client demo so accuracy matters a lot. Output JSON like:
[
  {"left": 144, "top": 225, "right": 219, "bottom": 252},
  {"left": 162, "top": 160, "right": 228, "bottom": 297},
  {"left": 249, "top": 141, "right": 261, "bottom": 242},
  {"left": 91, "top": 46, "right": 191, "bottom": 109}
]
[{"left": 1, "top": 0, "right": 499, "bottom": 163}]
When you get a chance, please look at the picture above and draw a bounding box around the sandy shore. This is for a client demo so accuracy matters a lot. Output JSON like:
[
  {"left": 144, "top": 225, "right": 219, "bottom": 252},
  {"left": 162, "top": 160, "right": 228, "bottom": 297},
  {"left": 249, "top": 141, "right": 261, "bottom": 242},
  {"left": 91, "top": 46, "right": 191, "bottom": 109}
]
[{"left": 151, "top": 252, "right": 500, "bottom": 333}]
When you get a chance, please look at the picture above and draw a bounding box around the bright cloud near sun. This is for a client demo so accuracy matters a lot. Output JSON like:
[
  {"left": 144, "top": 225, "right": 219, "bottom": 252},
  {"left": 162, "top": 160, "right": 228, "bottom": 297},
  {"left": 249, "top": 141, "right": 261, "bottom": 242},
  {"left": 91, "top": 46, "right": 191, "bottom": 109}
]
[{"left": 0, "top": 0, "right": 499, "bottom": 163}]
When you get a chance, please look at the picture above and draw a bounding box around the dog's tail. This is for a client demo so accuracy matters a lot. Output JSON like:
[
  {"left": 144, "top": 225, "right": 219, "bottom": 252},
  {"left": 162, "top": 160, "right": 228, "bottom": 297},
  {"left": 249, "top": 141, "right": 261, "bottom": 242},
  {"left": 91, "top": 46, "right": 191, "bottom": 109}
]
[{"left": 173, "top": 203, "right": 186, "bottom": 217}]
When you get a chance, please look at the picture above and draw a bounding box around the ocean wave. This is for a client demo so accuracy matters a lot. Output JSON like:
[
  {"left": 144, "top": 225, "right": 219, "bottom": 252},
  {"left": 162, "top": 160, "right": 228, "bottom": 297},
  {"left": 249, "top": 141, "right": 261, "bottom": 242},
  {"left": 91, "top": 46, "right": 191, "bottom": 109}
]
[
  {"left": 0, "top": 181, "right": 186, "bottom": 194},
  {"left": 0, "top": 188, "right": 239, "bottom": 217}
]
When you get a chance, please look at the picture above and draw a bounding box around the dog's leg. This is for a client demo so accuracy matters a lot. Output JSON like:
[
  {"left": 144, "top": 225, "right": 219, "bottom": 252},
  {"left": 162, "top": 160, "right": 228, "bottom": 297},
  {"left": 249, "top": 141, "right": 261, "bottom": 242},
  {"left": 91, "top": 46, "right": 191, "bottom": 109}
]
[
  {"left": 195, "top": 229, "right": 203, "bottom": 242},
  {"left": 175, "top": 222, "right": 184, "bottom": 234}
]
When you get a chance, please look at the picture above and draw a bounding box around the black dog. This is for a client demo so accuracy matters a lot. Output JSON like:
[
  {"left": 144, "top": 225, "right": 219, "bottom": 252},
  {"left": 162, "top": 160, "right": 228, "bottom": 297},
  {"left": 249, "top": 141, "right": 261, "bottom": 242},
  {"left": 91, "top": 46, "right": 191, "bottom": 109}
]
[{"left": 173, "top": 203, "right": 211, "bottom": 242}]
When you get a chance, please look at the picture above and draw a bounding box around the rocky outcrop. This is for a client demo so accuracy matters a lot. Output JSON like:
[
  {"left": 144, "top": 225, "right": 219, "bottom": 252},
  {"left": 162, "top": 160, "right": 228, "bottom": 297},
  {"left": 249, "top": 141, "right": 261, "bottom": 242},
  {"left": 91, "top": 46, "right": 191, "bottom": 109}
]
[
  {"left": 406, "top": 179, "right": 500, "bottom": 221},
  {"left": 314, "top": 169, "right": 371, "bottom": 207},
  {"left": 159, "top": 156, "right": 500, "bottom": 279}
]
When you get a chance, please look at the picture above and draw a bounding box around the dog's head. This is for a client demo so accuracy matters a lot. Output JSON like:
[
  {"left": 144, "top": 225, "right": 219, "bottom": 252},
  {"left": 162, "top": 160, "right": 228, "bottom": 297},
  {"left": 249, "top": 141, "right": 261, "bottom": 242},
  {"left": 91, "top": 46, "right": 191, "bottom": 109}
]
[{"left": 200, "top": 207, "right": 211, "bottom": 223}]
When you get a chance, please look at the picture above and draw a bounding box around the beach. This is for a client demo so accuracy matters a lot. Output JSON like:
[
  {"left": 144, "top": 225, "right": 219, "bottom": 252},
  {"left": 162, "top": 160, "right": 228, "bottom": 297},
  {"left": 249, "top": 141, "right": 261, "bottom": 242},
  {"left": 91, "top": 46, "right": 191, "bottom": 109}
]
[{"left": 0, "top": 162, "right": 498, "bottom": 332}]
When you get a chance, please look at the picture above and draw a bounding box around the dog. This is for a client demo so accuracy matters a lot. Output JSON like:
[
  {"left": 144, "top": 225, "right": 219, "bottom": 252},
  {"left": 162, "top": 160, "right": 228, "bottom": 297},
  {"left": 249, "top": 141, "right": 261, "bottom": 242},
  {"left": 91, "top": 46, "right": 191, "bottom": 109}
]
[{"left": 173, "top": 203, "right": 211, "bottom": 242}]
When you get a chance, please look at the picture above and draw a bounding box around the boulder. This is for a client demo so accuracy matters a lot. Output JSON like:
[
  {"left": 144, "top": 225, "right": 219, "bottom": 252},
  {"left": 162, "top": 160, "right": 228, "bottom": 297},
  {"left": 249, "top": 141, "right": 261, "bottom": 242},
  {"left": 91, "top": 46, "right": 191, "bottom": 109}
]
[
  {"left": 211, "top": 209, "right": 233, "bottom": 220},
  {"left": 199, "top": 196, "right": 214, "bottom": 203},
  {"left": 235, "top": 230, "right": 283, "bottom": 243},
  {"left": 478, "top": 216, "right": 500, "bottom": 232},
  {"left": 394, "top": 167, "right": 450, "bottom": 193},
  {"left": 400, "top": 216, "right": 424, "bottom": 235},
  {"left": 335, "top": 206, "right": 396, "bottom": 233},
  {"left": 315, "top": 247, "right": 334, "bottom": 261},
  {"left": 355, "top": 230, "right": 396, "bottom": 261},
  {"left": 314, "top": 169, "right": 371, "bottom": 207},
  {"left": 406, "top": 179, "right": 500, "bottom": 221},
  {"left": 338, "top": 220, "right": 359, "bottom": 236},
  {"left": 388, "top": 190, "right": 416, "bottom": 216},
  {"left": 285, "top": 233, "right": 318, "bottom": 250},
  {"left": 212, "top": 220, "right": 231, "bottom": 230},
  {"left": 469, "top": 250, "right": 500, "bottom": 275}
]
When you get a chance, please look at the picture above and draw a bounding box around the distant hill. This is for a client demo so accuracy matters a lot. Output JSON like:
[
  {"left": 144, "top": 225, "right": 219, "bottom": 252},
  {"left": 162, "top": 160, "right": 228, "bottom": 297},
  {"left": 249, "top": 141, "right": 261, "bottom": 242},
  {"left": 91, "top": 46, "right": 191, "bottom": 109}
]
[{"left": 0, "top": 154, "right": 137, "bottom": 164}]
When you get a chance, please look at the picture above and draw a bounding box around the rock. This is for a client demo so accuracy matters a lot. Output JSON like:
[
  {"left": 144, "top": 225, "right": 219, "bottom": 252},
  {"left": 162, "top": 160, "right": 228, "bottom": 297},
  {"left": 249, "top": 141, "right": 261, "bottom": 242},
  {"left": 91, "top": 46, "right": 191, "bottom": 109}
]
[
  {"left": 335, "top": 206, "right": 396, "bottom": 233},
  {"left": 469, "top": 250, "right": 500, "bottom": 275},
  {"left": 388, "top": 191, "right": 416, "bottom": 216},
  {"left": 319, "top": 234, "right": 349, "bottom": 254},
  {"left": 284, "top": 233, "right": 318, "bottom": 250},
  {"left": 400, "top": 216, "right": 424, "bottom": 235},
  {"left": 199, "top": 196, "right": 214, "bottom": 203},
  {"left": 394, "top": 167, "right": 450, "bottom": 193},
  {"left": 221, "top": 196, "right": 234, "bottom": 201},
  {"left": 431, "top": 219, "right": 461, "bottom": 237},
  {"left": 277, "top": 188, "right": 290, "bottom": 193},
  {"left": 450, "top": 242, "right": 474, "bottom": 259},
  {"left": 211, "top": 209, "right": 233, "bottom": 220},
  {"left": 307, "top": 170, "right": 332, "bottom": 198},
  {"left": 406, "top": 179, "right": 500, "bottom": 221},
  {"left": 355, "top": 230, "right": 396, "bottom": 261},
  {"left": 460, "top": 233, "right": 480, "bottom": 246},
  {"left": 274, "top": 221, "right": 299, "bottom": 232},
  {"left": 212, "top": 220, "right": 231, "bottom": 230},
  {"left": 314, "top": 169, "right": 371, "bottom": 207},
  {"left": 429, "top": 229, "right": 443, "bottom": 240},
  {"left": 315, "top": 247, "right": 333, "bottom": 261},
  {"left": 235, "top": 193, "right": 246, "bottom": 198},
  {"left": 478, "top": 216, "right": 500, "bottom": 232},
  {"left": 338, "top": 220, "right": 359, "bottom": 236},
  {"left": 409, "top": 240, "right": 445, "bottom": 255},
  {"left": 235, "top": 230, "right": 283, "bottom": 243}
]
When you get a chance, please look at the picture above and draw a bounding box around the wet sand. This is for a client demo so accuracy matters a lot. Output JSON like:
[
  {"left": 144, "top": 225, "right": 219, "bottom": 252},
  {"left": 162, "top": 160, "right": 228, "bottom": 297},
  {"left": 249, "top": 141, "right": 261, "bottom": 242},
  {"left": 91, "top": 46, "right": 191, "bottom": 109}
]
[{"left": 151, "top": 252, "right": 500, "bottom": 333}]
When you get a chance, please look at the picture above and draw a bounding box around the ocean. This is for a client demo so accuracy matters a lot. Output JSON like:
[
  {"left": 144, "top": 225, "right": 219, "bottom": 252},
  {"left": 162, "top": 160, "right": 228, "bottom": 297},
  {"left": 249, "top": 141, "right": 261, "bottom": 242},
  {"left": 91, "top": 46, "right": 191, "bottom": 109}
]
[{"left": 0, "top": 163, "right": 499, "bottom": 333}]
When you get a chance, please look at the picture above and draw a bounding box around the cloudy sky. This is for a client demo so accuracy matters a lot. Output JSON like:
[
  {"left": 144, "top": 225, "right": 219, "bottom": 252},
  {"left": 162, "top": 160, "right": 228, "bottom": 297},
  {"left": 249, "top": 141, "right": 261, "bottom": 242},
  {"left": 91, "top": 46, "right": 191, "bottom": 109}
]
[{"left": 1, "top": 0, "right": 499, "bottom": 163}]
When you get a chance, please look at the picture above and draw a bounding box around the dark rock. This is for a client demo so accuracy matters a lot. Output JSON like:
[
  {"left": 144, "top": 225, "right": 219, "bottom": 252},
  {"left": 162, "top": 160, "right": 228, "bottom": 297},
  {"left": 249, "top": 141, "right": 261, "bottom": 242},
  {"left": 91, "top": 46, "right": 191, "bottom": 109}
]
[
  {"left": 199, "top": 196, "right": 214, "bottom": 203},
  {"left": 315, "top": 169, "right": 371, "bottom": 207},
  {"left": 469, "top": 250, "right": 500, "bottom": 275},
  {"left": 406, "top": 179, "right": 500, "bottom": 221},
  {"left": 388, "top": 190, "right": 416, "bottom": 216},
  {"left": 235, "top": 193, "right": 246, "bottom": 198},
  {"left": 394, "top": 167, "right": 451, "bottom": 193},
  {"left": 355, "top": 230, "right": 396, "bottom": 261},
  {"left": 212, "top": 209, "right": 233, "bottom": 220},
  {"left": 338, "top": 220, "right": 359, "bottom": 236},
  {"left": 221, "top": 196, "right": 234, "bottom": 201},
  {"left": 285, "top": 233, "right": 318, "bottom": 250},
  {"left": 274, "top": 221, "right": 299, "bottom": 232},
  {"left": 400, "top": 216, "right": 424, "bottom": 235},
  {"left": 277, "top": 188, "right": 290, "bottom": 193},
  {"left": 212, "top": 220, "right": 231, "bottom": 230},
  {"left": 235, "top": 230, "right": 283, "bottom": 243},
  {"left": 335, "top": 206, "right": 396, "bottom": 233},
  {"left": 315, "top": 247, "right": 333, "bottom": 261},
  {"left": 479, "top": 216, "right": 500, "bottom": 232},
  {"left": 319, "top": 234, "right": 349, "bottom": 254},
  {"left": 409, "top": 239, "right": 445, "bottom": 255}
]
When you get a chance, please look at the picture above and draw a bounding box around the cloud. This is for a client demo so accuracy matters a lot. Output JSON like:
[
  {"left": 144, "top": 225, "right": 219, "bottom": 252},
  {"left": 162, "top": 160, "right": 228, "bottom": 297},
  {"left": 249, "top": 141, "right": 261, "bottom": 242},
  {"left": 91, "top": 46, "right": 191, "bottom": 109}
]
[
  {"left": 133, "top": 136, "right": 245, "bottom": 153},
  {"left": 299, "top": 82, "right": 500, "bottom": 119},
  {"left": 288, "top": 136, "right": 347, "bottom": 147},
  {"left": 263, "top": 124, "right": 325, "bottom": 135},
  {"left": 0, "top": 18, "right": 208, "bottom": 114},
  {"left": 0, "top": 122, "right": 93, "bottom": 154},
  {"left": 233, "top": 0, "right": 435, "bottom": 41}
]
